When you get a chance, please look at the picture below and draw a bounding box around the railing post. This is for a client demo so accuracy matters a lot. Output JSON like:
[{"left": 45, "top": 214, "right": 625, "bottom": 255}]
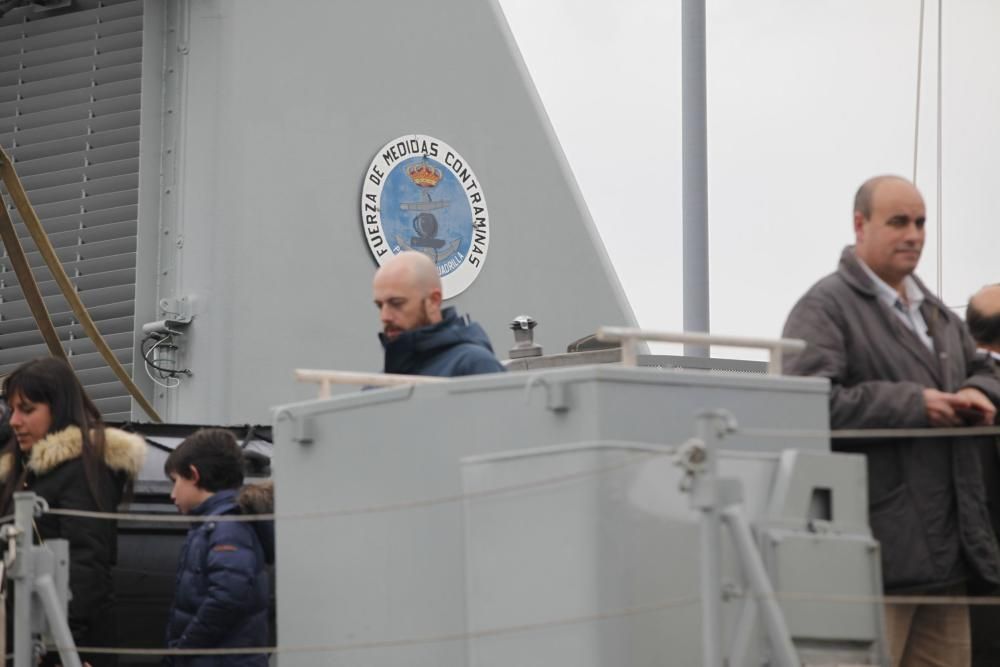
[
  {"left": 768, "top": 346, "right": 783, "bottom": 375},
  {"left": 11, "top": 492, "right": 36, "bottom": 667},
  {"left": 621, "top": 337, "right": 638, "bottom": 367},
  {"left": 683, "top": 410, "right": 737, "bottom": 667},
  {"left": 696, "top": 415, "right": 723, "bottom": 667}
]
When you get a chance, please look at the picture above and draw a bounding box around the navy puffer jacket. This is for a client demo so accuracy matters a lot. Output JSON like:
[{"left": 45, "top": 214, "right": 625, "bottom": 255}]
[
  {"left": 164, "top": 487, "right": 273, "bottom": 666},
  {"left": 381, "top": 307, "right": 506, "bottom": 377}
]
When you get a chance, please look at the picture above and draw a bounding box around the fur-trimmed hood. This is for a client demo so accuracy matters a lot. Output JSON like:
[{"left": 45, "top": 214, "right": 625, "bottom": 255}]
[
  {"left": 0, "top": 426, "right": 146, "bottom": 481},
  {"left": 238, "top": 480, "right": 273, "bottom": 515},
  {"left": 238, "top": 480, "right": 275, "bottom": 565}
]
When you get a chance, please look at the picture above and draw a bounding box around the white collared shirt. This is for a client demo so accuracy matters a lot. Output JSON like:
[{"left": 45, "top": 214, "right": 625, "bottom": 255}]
[{"left": 857, "top": 258, "right": 935, "bottom": 352}]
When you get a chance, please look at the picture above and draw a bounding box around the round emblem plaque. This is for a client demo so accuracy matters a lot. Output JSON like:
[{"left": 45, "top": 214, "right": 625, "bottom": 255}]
[{"left": 361, "top": 135, "right": 489, "bottom": 298}]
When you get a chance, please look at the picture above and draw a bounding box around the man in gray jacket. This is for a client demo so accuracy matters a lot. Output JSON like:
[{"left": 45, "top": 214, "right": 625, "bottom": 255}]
[
  {"left": 966, "top": 284, "right": 1000, "bottom": 666},
  {"left": 782, "top": 175, "right": 1000, "bottom": 667}
]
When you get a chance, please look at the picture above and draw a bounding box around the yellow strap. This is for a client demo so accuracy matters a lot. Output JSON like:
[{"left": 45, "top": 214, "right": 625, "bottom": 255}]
[
  {"left": 0, "top": 146, "right": 163, "bottom": 422},
  {"left": 0, "top": 200, "right": 67, "bottom": 361}
]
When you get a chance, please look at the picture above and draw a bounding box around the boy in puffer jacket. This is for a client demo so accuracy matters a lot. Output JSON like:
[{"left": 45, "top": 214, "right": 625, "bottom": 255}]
[{"left": 163, "top": 428, "right": 275, "bottom": 666}]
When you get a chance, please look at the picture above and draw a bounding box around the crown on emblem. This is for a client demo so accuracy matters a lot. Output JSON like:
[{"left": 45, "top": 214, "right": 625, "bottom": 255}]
[{"left": 407, "top": 162, "right": 443, "bottom": 188}]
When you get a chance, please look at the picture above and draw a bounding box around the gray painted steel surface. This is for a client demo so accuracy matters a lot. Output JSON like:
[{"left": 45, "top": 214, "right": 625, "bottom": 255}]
[
  {"left": 149, "top": 0, "right": 636, "bottom": 424},
  {"left": 272, "top": 366, "right": 885, "bottom": 665},
  {"left": 1, "top": 0, "right": 637, "bottom": 425}
]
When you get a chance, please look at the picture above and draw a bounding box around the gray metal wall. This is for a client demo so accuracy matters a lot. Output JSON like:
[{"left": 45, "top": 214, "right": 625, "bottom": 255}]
[
  {"left": 148, "top": 0, "right": 637, "bottom": 424},
  {"left": 272, "top": 367, "right": 838, "bottom": 666}
]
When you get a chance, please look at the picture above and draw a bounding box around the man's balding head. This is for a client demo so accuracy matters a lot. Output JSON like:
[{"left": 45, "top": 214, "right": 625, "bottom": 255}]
[
  {"left": 853, "top": 175, "right": 913, "bottom": 219},
  {"left": 852, "top": 175, "right": 926, "bottom": 290},
  {"left": 968, "top": 284, "right": 1000, "bottom": 352},
  {"left": 373, "top": 251, "right": 444, "bottom": 341}
]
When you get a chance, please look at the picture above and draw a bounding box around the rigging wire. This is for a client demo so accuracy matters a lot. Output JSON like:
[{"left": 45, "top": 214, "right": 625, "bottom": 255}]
[
  {"left": 936, "top": 0, "right": 944, "bottom": 299},
  {"left": 912, "top": 0, "right": 925, "bottom": 184},
  {"left": 913, "top": 0, "right": 946, "bottom": 300}
]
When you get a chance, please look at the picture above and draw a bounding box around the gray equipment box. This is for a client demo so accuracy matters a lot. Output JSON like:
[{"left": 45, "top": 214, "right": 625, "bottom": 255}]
[{"left": 272, "top": 365, "right": 885, "bottom": 666}]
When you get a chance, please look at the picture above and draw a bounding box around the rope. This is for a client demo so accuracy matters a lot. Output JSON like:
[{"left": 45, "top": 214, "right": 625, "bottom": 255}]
[
  {"left": 742, "top": 425, "right": 1000, "bottom": 440},
  {"left": 780, "top": 591, "right": 1000, "bottom": 607},
  {"left": 48, "top": 592, "right": 1000, "bottom": 657},
  {"left": 0, "top": 197, "right": 66, "bottom": 361},
  {"left": 832, "top": 425, "right": 1000, "bottom": 439},
  {"left": 63, "top": 595, "right": 701, "bottom": 656},
  {"left": 46, "top": 440, "right": 678, "bottom": 524},
  {"left": 36, "top": 425, "right": 1000, "bottom": 526}
]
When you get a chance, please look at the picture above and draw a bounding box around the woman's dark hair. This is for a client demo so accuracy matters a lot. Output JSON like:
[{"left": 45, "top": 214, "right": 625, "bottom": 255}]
[
  {"left": 1, "top": 357, "right": 110, "bottom": 512},
  {"left": 165, "top": 428, "right": 245, "bottom": 492}
]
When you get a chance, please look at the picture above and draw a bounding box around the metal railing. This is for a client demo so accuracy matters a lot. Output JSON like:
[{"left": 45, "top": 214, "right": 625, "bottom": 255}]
[
  {"left": 596, "top": 327, "right": 807, "bottom": 374},
  {"left": 294, "top": 369, "right": 446, "bottom": 398}
]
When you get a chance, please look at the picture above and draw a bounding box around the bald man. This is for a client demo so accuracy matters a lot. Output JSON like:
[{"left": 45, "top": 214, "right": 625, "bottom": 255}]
[
  {"left": 968, "top": 285, "right": 1000, "bottom": 360},
  {"left": 783, "top": 176, "right": 1000, "bottom": 667},
  {"left": 372, "top": 251, "right": 505, "bottom": 377}
]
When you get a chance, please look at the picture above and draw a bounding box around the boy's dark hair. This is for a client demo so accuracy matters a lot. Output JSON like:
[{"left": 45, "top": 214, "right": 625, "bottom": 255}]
[{"left": 165, "top": 428, "right": 245, "bottom": 492}]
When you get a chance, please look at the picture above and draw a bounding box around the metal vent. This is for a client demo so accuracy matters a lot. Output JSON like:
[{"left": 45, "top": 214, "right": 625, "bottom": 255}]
[{"left": 0, "top": 0, "right": 143, "bottom": 420}]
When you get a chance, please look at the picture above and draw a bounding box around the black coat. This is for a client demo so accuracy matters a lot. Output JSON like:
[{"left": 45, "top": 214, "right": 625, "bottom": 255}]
[
  {"left": 163, "top": 486, "right": 274, "bottom": 667},
  {"left": 783, "top": 247, "right": 1000, "bottom": 592},
  {"left": 381, "top": 307, "right": 506, "bottom": 376},
  {"left": 0, "top": 426, "right": 145, "bottom": 665}
]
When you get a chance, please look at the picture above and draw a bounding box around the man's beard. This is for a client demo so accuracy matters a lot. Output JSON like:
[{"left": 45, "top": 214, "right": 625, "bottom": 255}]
[{"left": 384, "top": 300, "right": 433, "bottom": 338}]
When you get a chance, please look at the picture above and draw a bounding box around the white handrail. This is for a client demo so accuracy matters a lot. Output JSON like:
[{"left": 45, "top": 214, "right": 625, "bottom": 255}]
[
  {"left": 595, "top": 327, "right": 806, "bottom": 375},
  {"left": 295, "top": 369, "right": 447, "bottom": 398}
]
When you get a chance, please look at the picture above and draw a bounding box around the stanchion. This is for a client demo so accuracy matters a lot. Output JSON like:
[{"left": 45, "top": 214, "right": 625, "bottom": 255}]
[{"left": 2, "top": 493, "right": 81, "bottom": 667}]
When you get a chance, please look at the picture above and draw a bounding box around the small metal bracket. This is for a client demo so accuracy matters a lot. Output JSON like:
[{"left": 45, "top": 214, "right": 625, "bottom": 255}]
[
  {"left": 32, "top": 496, "right": 49, "bottom": 517},
  {"left": 675, "top": 437, "right": 707, "bottom": 493},
  {"left": 158, "top": 295, "right": 193, "bottom": 321},
  {"left": 721, "top": 581, "right": 745, "bottom": 602},
  {"left": 289, "top": 414, "right": 314, "bottom": 446},
  {"left": 523, "top": 375, "right": 570, "bottom": 413}
]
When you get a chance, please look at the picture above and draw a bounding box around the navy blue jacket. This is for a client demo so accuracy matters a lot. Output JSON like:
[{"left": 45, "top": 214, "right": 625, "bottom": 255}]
[
  {"left": 381, "top": 307, "right": 506, "bottom": 377},
  {"left": 164, "top": 489, "right": 271, "bottom": 666}
]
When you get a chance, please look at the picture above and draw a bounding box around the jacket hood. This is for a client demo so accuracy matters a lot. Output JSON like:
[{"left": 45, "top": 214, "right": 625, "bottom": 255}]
[
  {"left": 239, "top": 481, "right": 275, "bottom": 564},
  {"left": 380, "top": 307, "right": 495, "bottom": 373},
  {"left": 0, "top": 425, "right": 146, "bottom": 481}
]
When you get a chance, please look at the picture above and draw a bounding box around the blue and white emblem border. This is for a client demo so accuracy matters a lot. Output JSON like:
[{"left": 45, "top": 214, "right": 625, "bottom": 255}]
[{"left": 361, "top": 134, "right": 489, "bottom": 299}]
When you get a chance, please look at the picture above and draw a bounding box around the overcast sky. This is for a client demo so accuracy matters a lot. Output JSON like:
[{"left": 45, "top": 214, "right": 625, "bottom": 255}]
[{"left": 497, "top": 0, "right": 1000, "bottom": 357}]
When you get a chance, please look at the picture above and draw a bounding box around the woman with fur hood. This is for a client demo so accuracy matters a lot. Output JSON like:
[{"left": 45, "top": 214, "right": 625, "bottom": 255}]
[{"left": 1, "top": 357, "right": 146, "bottom": 667}]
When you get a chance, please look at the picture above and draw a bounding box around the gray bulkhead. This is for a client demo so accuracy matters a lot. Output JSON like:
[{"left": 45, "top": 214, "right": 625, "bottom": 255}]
[
  {"left": 147, "top": 0, "right": 637, "bottom": 424},
  {"left": 1, "top": 0, "right": 637, "bottom": 425},
  {"left": 273, "top": 367, "right": 887, "bottom": 666}
]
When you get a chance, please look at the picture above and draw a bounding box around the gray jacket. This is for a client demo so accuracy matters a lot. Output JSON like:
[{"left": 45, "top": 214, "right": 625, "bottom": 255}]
[{"left": 783, "top": 247, "right": 1000, "bottom": 592}]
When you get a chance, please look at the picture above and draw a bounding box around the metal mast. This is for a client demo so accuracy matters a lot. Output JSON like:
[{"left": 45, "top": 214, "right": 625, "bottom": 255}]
[{"left": 682, "top": 0, "right": 710, "bottom": 357}]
